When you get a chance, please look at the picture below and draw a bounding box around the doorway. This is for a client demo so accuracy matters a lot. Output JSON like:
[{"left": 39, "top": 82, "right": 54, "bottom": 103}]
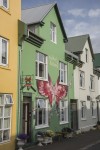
[
  {"left": 22, "top": 96, "right": 32, "bottom": 142},
  {"left": 70, "top": 99, "right": 78, "bottom": 130}
]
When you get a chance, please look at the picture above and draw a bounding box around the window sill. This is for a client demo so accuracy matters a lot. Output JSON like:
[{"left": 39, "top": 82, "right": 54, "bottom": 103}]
[
  {"left": 50, "top": 40, "right": 57, "bottom": 44},
  {"left": 80, "top": 87, "right": 85, "bottom": 90},
  {"left": 0, "top": 65, "right": 10, "bottom": 70},
  {"left": 92, "top": 116, "right": 96, "bottom": 119},
  {"left": 35, "top": 76, "right": 48, "bottom": 81},
  {"left": 0, "top": 7, "right": 11, "bottom": 15},
  {"left": 81, "top": 118, "right": 87, "bottom": 121},
  {"left": 90, "top": 89, "right": 95, "bottom": 92},
  {"left": 0, "top": 140, "right": 10, "bottom": 145},
  {"left": 60, "top": 121, "right": 69, "bottom": 125},
  {"left": 59, "top": 82, "right": 67, "bottom": 86},
  {"left": 35, "top": 125, "right": 49, "bottom": 129}
]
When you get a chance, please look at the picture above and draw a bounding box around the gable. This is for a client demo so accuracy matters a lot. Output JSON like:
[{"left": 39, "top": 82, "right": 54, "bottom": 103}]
[
  {"left": 21, "top": 3, "right": 67, "bottom": 42},
  {"left": 66, "top": 34, "right": 94, "bottom": 59}
]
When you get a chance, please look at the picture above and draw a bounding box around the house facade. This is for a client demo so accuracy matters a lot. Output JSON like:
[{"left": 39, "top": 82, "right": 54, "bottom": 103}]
[
  {"left": 66, "top": 35, "right": 99, "bottom": 132},
  {"left": 18, "top": 3, "right": 77, "bottom": 143},
  {"left": 0, "top": 0, "right": 21, "bottom": 150},
  {"left": 94, "top": 53, "right": 100, "bottom": 121}
]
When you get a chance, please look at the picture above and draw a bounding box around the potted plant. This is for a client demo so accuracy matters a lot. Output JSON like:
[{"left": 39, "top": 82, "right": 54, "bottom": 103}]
[{"left": 17, "top": 133, "right": 29, "bottom": 150}]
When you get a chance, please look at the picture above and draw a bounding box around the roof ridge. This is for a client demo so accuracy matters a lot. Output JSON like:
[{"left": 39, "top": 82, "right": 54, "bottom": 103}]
[
  {"left": 68, "top": 34, "right": 89, "bottom": 39},
  {"left": 22, "top": 1, "right": 56, "bottom": 10}
]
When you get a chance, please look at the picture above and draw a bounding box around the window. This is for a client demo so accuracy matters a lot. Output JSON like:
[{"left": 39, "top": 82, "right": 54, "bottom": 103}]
[
  {"left": 90, "top": 75, "right": 94, "bottom": 90},
  {"left": 0, "top": 37, "right": 8, "bottom": 66},
  {"left": 80, "top": 71, "right": 85, "bottom": 88},
  {"left": 0, "top": 0, "right": 9, "bottom": 9},
  {"left": 91, "top": 101, "right": 96, "bottom": 117},
  {"left": 85, "top": 49, "right": 88, "bottom": 62},
  {"left": 36, "top": 52, "right": 48, "bottom": 80},
  {"left": 81, "top": 101, "right": 86, "bottom": 119},
  {"left": 50, "top": 22, "right": 56, "bottom": 43},
  {"left": 59, "top": 62, "right": 67, "bottom": 84},
  {"left": 0, "top": 94, "right": 13, "bottom": 143},
  {"left": 35, "top": 99, "right": 48, "bottom": 128},
  {"left": 60, "top": 100, "right": 68, "bottom": 124}
]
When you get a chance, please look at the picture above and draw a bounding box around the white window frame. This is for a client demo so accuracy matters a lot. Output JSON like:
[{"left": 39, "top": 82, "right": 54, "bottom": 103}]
[
  {"left": 90, "top": 75, "right": 94, "bottom": 90},
  {"left": 0, "top": 37, "right": 8, "bottom": 66},
  {"left": 59, "top": 62, "right": 67, "bottom": 85},
  {"left": 0, "top": 0, "right": 9, "bottom": 9},
  {"left": 60, "top": 100, "right": 68, "bottom": 124},
  {"left": 0, "top": 94, "right": 13, "bottom": 143},
  {"left": 35, "top": 52, "right": 48, "bottom": 80},
  {"left": 81, "top": 101, "right": 86, "bottom": 119},
  {"left": 80, "top": 71, "right": 85, "bottom": 88},
  {"left": 50, "top": 22, "right": 57, "bottom": 43},
  {"left": 35, "top": 99, "right": 48, "bottom": 129}
]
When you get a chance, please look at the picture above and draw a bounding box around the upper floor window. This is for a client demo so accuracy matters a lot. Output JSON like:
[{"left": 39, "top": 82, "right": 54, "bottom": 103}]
[
  {"left": 80, "top": 71, "right": 85, "bottom": 88},
  {"left": 85, "top": 49, "right": 88, "bottom": 63},
  {"left": 90, "top": 75, "right": 94, "bottom": 90},
  {"left": 36, "top": 52, "right": 48, "bottom": 80},
  {"left": 35, "top": 99, "right": 48, "bottom": 128},
  {"left": 0, "top": 37, "right": 8, "bottom": 66},
  {"left": 0, "top": 0, "right": 9, "bottom": 9},
  {"left": 59, "top": 62, "right": 67, "bottom": 84},
  {"left": 50, "top": 22, "right": 56, "bottom": 43},
  {"left": 81, "top": 101, "right": 86, "bottom": 119},
  {"left": 0, "top": 94, "right": 13, "bottom": 143},
  {"left": 59, "top": 100, "right": 68, "bottom": 124}
]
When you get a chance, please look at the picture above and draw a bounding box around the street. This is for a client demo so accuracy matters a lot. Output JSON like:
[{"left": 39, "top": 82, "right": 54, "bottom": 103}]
[{"left": 24, "top": 129, "right": 100, "bottom": 150}]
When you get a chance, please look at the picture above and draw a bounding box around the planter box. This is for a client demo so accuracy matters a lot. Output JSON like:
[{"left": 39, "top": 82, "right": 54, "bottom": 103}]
[{"left": 42, "top": 137, "right": 52, "bottom": 145}]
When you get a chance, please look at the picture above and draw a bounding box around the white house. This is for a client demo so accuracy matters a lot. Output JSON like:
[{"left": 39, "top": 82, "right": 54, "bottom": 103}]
[{"left": 66, "top": 34, "right": 100, "bottom": 132}]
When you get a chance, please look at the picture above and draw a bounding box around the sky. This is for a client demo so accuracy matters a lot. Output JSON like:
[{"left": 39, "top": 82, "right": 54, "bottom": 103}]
[{"left": 22, "top": 0, "right": 100, "bottom": 54}]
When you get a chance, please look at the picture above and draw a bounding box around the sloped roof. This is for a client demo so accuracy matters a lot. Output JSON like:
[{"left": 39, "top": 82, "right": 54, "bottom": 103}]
[
  {"left": 94, "top": 53, "right": 100, "bottom": 68},
  {"left": 21, "top": 2, "right": 67, "bottom": 40},
  {"left": 22, "top": 3, "right": 55, "bottom": 24},
  {"left": 66, "top": 34, "right": 94, "bottom": 59}
]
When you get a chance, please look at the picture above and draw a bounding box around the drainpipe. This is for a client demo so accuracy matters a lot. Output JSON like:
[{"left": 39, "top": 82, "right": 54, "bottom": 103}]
[{"left": 17, "top": 41, "right": 23, "bottom": 134}]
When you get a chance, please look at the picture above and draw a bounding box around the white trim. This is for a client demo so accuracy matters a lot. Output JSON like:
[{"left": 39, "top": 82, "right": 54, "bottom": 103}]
[
  {"left": 35, "top": 125, "right": 49, "bottom": 130},
  {"left": 0, "top": 94, "right": 13, "bottom": 143},
  {"left": 0, "top": 37, "right": 8, "bottom": 66}
]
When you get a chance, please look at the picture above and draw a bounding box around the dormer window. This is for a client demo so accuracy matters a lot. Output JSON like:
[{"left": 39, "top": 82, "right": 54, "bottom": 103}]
[{"left": 50, "top": 22, "right": 57, "bottom": 43}]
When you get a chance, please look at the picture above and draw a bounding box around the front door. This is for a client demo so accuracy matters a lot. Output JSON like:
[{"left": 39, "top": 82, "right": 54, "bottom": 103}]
[
  {"left": 23, "top": 96, "right": 32, "bottom": 142},
  {"left": 70, "top": 99, "right": 78, "bottom": 130}
]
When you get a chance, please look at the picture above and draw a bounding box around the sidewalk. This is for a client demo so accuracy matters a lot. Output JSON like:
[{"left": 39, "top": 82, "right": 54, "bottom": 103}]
[{"left": 24, "top": 129, "right": 100, "bottom": 150}]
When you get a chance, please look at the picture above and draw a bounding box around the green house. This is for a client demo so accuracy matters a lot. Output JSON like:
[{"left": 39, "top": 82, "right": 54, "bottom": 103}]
[{"left": 18, "top": 2, "right": 79, "bottom": 144}]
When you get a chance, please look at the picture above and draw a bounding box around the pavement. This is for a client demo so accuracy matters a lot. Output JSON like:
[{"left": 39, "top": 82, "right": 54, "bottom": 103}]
[{"left": 24, "top": 129, "right": 100, "bottom": 150}]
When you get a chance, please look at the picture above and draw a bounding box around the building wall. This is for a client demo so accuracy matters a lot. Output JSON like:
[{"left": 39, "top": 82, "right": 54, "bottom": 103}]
[
  {"left": 74, "top": 40, "right": 97, "bottom": 131},
  {"left": 0, "top": 0, "right": 21, "bottom": 149},
  {"left": 20, "top": 7, "right": 74, "bottom": 141}
]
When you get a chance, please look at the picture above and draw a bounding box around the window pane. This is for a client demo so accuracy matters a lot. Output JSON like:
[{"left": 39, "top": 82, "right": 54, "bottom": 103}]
[
  {"left": 35, "top": 62, "right": 38, "bottom": 76},
  {"left": 0, "top": 131, "right": 2, "bottom": 142},
  {"left": 3, "top": 0, "right": 8, "bottom": 8},
  {"left": 4, "top": 118, "right": 10, "bottom": 128},
  {"left": 2, "top": 39, "right": 7, "bottom": 64},
  {"left": 3, "top": 130, "right": 9, "bottom": 141},
  {"left": 4, "top": 107, "right": 11, "bottom": 117},
  {"left": 0, "top": 107, "right": 3, "bottom": 117},
  {"left": 39, "top": 53, "right": 44, "bottom": 62},
  {"left": 39, "top": 63, "right": 44, "bottom": 77},
  {"left": 5, "top": 95, "right": 13, "bottom": 104},
  {"left": 0, "top": 95, "right": 4, "bottom": 105},
  {"left": 0, "top": 119, "right": 3, "bottom": 129}
]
